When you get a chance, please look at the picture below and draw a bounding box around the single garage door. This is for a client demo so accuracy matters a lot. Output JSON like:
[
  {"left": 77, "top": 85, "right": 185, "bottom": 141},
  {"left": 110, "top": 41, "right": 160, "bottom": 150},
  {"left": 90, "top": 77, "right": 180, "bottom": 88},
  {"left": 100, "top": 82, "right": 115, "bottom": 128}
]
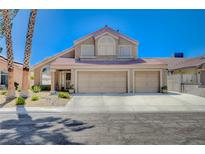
[
  {"left": 135, "top": 71, "right": 160, "bottom": 93},
  {"left": 77, "top": 71, "right": 127, "bottom": 93}
]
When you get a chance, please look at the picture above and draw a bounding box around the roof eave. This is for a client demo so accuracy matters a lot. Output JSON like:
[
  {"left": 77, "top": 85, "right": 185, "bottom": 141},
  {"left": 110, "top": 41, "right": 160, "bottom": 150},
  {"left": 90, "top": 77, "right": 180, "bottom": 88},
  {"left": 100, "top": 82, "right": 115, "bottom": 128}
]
[{"left": 31, "top": 47, "right": 74, "bottom": 71}]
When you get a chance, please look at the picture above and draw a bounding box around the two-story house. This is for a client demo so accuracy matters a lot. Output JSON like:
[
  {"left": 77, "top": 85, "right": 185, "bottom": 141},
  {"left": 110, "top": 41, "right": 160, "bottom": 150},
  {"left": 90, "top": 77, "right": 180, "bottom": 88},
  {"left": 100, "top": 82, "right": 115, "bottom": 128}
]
[{"left": 31, "top": 26, "right": 167, "bottom": 93}]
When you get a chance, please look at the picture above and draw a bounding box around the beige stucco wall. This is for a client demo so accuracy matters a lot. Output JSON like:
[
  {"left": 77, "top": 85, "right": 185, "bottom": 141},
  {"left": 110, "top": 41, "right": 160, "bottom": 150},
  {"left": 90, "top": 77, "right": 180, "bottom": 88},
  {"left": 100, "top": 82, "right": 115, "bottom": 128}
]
[
  {"left": 60, "top": 50, "right": 75, "bottom": 58},
  {"left": 33, "top": 60, "right": 54, "bottom": 85},
  {"left": 74, "top": 37, "right": 94, "bottom": 59},
  {"left": 0, "top": 57, "right": 23, "bottom": 88},
  {"left": 200, "top": 64, "right": 205, "bottom": 85},
  {"left": 183, "top": 84, "right": 205, "bottom": 97},
  {"left": 162, "top": 69, "right": 168, "bottom": 87},
  {"left": 74, "top": 34, "right": 138, "bottom": 60},
  {"left": 167, "top": 67, "right": 205, "bottom": 92}
]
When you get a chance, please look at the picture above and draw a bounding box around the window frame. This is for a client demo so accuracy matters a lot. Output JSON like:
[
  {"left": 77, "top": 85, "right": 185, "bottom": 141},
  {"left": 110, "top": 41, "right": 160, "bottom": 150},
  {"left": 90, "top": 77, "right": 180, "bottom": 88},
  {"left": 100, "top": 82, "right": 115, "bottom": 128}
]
[
  {"left": 118, "top": 45, "right": 133, "bottom": 58},
  {"left": 80, "top": 44, "right": 95, "bottom": 58},
  {"left": 41, "top": 65, "right": 51, "bottom": 85},
  {"left": 0, "top": 71, "right": 8, "bottom": 86},
  {"left": 97, "top": 36, "right": 116, "bottom": 56}
]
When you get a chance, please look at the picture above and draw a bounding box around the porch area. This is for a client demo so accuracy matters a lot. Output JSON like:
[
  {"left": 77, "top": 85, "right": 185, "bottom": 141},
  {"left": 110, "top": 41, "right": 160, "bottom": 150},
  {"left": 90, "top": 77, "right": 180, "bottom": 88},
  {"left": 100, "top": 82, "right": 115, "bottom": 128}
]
[{"left": 50, "top": 69, "right": 73, "bottom": 92}]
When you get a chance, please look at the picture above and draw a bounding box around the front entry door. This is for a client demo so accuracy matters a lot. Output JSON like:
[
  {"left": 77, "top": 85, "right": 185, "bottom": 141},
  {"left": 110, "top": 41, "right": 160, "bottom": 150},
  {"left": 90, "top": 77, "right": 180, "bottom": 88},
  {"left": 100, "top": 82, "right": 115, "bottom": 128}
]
[
  {"left": 59, "top": 71, "right": 71, "bottom": 91},
  {"left": 65, "top": 72, "right": 71, "bottom": 90}
]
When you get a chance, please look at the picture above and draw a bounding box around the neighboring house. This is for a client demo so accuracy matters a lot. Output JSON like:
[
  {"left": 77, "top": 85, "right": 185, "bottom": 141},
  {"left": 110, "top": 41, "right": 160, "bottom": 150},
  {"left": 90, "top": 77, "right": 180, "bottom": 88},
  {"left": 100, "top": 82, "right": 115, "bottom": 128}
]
[
  {"left": 31, "top": 26, "right": 167, "bottom": 93},
  {"left": 0, "top": 55, "right": 23, "bottom": 89},
  {"left": 166, "top": 55, "right": 205, "bottom": 97}
]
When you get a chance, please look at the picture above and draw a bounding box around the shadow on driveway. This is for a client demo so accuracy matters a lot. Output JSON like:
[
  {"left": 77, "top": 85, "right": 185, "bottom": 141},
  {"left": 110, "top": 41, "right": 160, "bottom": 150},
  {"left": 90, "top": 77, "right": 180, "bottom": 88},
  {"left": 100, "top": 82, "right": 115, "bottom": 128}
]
[{"left": 0, "top": 106, "right": 94, "bottom": 145}]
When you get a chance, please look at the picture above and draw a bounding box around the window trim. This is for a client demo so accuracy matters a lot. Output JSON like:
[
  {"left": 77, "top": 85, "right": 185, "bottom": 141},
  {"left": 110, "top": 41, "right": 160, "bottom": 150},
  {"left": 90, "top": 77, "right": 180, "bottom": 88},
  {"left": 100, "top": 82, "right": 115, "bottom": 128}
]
[
  {"left": 80, "top": 44, "right": 95, "bottom": 58},
  {"left": 40, "top": 65, "right": 51, "bottom": 85},
  {"left": 118, "top": 45, "right": 133, "bottom": 58},
  {"left": 97, "top": 36, "right": 116, "bottom": 56},
  {"left": 0, "top": 71, "right": 8, "bottom": 86}
]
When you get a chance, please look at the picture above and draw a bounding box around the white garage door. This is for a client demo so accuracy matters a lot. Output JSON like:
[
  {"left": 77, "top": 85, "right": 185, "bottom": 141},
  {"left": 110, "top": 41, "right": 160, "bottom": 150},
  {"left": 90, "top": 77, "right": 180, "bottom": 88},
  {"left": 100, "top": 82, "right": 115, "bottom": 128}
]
[
  {"left": 135, "top": 71, "right": 160, "bottom": 93},
  {"left": 77, "top": 71, "right": 127, "bottom": 93}
]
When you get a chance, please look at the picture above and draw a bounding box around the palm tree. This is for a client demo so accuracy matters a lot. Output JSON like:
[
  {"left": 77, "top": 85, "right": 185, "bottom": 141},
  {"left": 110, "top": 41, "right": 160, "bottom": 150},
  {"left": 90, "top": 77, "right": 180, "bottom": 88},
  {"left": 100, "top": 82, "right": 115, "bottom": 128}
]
[
  {"left": 2, "top": 9, "right": 16, "bottom": 98},
  {"left": 21, "top": 9, "right": 37, "bottom": 98},
  {"left": 0, "top": 10, "right": 18, "bottom": 54}
]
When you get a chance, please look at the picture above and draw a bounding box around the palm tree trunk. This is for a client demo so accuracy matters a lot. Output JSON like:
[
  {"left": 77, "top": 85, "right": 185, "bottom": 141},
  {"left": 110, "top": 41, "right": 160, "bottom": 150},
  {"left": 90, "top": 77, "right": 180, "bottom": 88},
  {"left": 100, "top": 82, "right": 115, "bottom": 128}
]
[
  {"left": 21, "top": 9, "right": 37, "bottom": 98},
  {"left": 2, "top": 9, "right": 16, "bottom": 99}
]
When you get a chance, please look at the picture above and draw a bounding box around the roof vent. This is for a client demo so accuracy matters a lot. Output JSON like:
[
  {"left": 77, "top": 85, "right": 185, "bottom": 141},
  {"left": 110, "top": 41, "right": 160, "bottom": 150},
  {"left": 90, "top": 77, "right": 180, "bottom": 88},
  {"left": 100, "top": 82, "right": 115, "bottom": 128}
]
[{"left": 174, "top": 52, "right": 184, "bottom": 58}]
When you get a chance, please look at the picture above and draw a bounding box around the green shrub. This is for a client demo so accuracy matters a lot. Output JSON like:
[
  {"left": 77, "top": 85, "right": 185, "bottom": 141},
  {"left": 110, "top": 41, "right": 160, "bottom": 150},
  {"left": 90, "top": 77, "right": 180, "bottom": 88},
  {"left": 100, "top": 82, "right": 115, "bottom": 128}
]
[
  {"left": 14, "top": 82, "right": 19, "bottom": 90},
  {"left": 16, "top": 97, "right": 26, "bottom": 105},
  {"left": 161, "top": 85, "right": 168, "bottom": 90},
  {"left": 58, "top": 92, "right": 70, "bottom": 99},
  {"left": 32, "top": 85, "right": 41, "bottom": 93},
  {"left": 1, "top": 91, "right": 7, "bottom": 95},
  {"left": 40, "top": 85, "right": 51, "bottom": 91},
  {"left": 30, "top": 75, "right": 34, "bottom": 80},
  {"left": 31, "top": 95, "right": 40, "bottom": 101}
]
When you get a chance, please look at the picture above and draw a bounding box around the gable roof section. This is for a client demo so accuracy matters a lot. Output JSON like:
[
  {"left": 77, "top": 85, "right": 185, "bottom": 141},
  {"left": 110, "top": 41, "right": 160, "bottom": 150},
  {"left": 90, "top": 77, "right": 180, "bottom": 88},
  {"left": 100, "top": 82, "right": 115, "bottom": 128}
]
[
  {"left": 31, "top": 47, "right": 74, "bottom": 71},
  {"left": 50, "top": 57, "right": 166, "bottom": 68},
  {"left": 74, "top": 26, "right": 138, "bottom": 45},
  {"left": 156, "top": 58, "right": 186, "bottom": 70},
  {"left": 157, "top": 55, "right": 205, "bottom": 70},
  {"left": 168, "top": 55, "right": 205, "bottom": 70}
]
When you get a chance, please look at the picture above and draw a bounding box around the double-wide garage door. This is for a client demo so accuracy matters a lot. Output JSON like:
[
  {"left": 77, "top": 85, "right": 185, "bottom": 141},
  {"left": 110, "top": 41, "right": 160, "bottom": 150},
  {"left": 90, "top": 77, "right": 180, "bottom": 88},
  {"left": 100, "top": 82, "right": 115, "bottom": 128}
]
[
  {"left": 135, "top": 71, "right": 160, "bottom": 93},
  {"left": 77, "top": 71, "right": 127, "bottom": 93}
]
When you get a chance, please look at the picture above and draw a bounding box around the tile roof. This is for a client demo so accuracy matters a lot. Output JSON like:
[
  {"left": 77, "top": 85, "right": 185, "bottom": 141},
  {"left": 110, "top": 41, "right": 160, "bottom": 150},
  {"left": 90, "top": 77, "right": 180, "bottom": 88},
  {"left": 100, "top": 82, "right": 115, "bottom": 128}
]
[
  {"left": 74, "top": 26, "right": 138, "bottom": 45},
  {"left": 50, "top": 57, "right": 166, "bottom": 67},
  {"left": 169, "top": 55, "right": 205, "bottom": 70},
  {"left": 156, "top": 55, "right": 205, "bottom": 70},
  {"left": 157, "top": 58, "right": 186, "bottom": 70}
]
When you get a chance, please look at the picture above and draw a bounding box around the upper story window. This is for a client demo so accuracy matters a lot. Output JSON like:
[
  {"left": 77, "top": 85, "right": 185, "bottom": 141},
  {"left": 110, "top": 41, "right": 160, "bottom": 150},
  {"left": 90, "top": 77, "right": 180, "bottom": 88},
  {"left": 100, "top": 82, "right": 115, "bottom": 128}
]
[
  {"left": 98, "top": 36, "right": 116, "bottom": 55},
  {"left": 81, "top": 45, "right": 94, "bottom": 57},
  {"left": 118, "top": 45, "right": 132, "bottom": 58},
  {"left": 41, "top": 65, "right": 51, "bottom": 85}
]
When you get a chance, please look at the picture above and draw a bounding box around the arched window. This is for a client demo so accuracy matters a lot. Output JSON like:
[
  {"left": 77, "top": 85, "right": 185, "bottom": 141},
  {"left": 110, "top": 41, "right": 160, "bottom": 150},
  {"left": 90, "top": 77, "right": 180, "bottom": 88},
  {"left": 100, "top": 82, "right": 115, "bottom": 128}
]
[
  {"left": 41, "top": 65, "right": 51, "bottom": 85},
  {"left": 98, "top": 36, "right": 116, "bottom": 55}
]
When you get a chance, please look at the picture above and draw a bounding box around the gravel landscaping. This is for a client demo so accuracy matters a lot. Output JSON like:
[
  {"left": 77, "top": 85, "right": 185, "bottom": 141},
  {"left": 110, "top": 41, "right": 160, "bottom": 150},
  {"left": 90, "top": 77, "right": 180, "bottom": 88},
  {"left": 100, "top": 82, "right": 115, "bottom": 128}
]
[{"left": 0, "top": 91, "right": 70, "bottom": 108}]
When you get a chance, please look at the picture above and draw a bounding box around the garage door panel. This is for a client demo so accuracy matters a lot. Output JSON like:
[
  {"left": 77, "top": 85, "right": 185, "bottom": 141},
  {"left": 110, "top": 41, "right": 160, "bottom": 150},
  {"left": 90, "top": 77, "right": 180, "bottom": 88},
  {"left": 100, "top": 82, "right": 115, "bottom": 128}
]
[
  {"left": 77, "top": 71, "right": 127, "bottom": 93},
  {"left": 135, "top": 71, "right": 160, "bottom": 93}
]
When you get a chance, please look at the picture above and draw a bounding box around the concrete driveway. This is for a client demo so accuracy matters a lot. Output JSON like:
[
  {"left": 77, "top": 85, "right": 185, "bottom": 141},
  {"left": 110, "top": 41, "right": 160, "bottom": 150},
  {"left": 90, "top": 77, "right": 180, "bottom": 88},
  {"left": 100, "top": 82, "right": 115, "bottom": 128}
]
[{"left": 65, "top": 93, "right": 205, "bottom": 113}]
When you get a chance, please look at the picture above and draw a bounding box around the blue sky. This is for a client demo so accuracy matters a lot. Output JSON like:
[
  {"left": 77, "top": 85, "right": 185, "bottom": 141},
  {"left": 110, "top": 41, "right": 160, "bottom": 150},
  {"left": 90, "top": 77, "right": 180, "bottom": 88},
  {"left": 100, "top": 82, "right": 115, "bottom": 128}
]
[{"left": 0, "top": 9, "right": 205, "bottom": 66}]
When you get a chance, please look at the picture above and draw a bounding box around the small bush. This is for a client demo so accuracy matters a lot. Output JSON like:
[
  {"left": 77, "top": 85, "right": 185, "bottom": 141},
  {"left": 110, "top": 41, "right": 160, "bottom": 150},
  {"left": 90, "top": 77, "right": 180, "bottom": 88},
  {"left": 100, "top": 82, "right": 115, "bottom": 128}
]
[
  {"left": 32, "top": 85, "right": 41, "bottom": 93},
  {"left": 14, "top": 82, "right": 19, "bottom": 90},
  {"left": 58, "top": 92, "right": 70, "bottom": 99},
  {"left": 30, "top": 75, "right": 34, "bottom": 80},
  {"left": 16, "top": 97, "right": 26, "bottom": 105},
  {"left": 40, "top": 85, "right": 51, "bottom": 91},
  {"left": 1, "top": 91, "right": 7, "bottom": 95},
  {"left": 161, "top": 85, "right": 168, "bottom": 90},
  {"left": 31, "top": 95, "right": 40, "bottom": 101}
]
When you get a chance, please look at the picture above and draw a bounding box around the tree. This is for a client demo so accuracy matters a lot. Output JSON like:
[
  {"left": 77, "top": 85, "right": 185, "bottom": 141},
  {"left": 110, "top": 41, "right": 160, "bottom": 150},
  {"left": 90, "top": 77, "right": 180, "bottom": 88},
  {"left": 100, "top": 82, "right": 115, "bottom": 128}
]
[
  {"left": 0, "top": 10, "right": 18, "bottom": 54},
  {"left": 21, "top": 9, "right": 37, "bottom": 98},
  {"left": 1, "top": 9, "right": 17, "bottom": 98}
]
